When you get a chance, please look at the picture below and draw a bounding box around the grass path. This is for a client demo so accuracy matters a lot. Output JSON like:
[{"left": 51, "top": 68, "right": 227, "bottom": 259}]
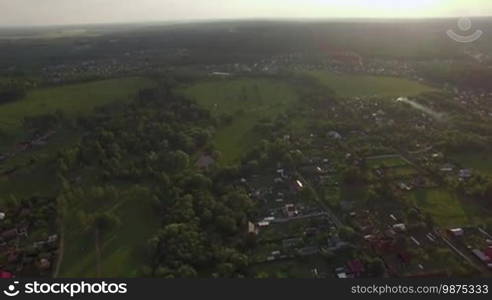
[
  {"left": 179, "top": 77, "right": 299, "bottom": 163},
  {"left": 52, "top": 217, "right": 65, "bottom": 278}
]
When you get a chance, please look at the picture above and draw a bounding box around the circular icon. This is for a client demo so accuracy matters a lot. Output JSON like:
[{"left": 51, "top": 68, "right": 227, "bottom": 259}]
[
  {"left": 447, "top": 17, "right": 483, "bottom": 43},
  {"left": 458, "top": 17, "right": 472, "bottom": 31},
  {"left": 3, "top": 282, "right": 20, "bottom": 297}
]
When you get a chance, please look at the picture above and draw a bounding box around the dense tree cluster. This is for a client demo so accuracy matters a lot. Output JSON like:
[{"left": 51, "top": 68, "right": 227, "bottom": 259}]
[{"left": 57, "top": 86, "right": 255, "bottom": 277}]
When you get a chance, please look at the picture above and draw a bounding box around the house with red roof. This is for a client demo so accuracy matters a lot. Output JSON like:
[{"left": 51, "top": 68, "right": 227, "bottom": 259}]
[{"left": 484, "top": 246, "right": 492, "bottom": 261}]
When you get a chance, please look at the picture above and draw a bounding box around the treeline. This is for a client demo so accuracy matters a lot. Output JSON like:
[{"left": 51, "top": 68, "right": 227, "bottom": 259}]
[
  {"left": 0, "top": 83, "right": 26, "bottom": 104},
  {"left": 418, "top": 62, "right": 492, "bottom": 91}
]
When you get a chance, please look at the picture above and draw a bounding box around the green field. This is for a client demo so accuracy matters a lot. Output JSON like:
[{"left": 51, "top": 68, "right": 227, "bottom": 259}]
[
  {"left": 1, "top": 77, "right": 159, "bottom": 277},
  {"left": 450, "top": 152, "right": 492, "bottom": 177},
  {"left": 0, "top": 130, "right": 78, "bottom": 199},
  {"left": 0, "top": 77, "right": 154, "bottom": 142},
  {"left": 366, "top": 155, "right": 409, "bottom": 168},
  {"left": 180, "top": 78, "right": 299, "bottom": 163},
  {"left": 59, "top": 188, "right": 160, "bottom": 277},
  {"left": 247, "top": 255, "right": 335, "bottom": 278},
  {"left": 306, "top": 71, "right": 437, "bottom": 98},
  {"left": 405, "top": 188, "right": 491, "bottom": 228},
  {"left": 386, "top": 166, "right": 420, "bottom": 178},
  {"left": 0, "top": 160, "right": 58, "bottom": 198}
]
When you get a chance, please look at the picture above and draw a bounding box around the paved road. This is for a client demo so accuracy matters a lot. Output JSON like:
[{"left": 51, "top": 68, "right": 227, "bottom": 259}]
[
  {"left": 435, "top": 229, "right": 481, "bottom": 270},
  {"left": 295, "top": 171, "right": 344, "bottom": 228},
  {"left": 272, "top": 212, "right": 328, "bottom": 224}
]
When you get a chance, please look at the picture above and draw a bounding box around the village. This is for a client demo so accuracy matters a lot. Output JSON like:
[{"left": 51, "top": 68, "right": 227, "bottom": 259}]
[
  {"left": 233, "top": 81, "right": 492, "bottom": 277},
  {"left": 240, "top": 137, "right": 492, "bottom": 277},
  {"left": 0, "top": 195, "right": 59, "bottom": 278}
]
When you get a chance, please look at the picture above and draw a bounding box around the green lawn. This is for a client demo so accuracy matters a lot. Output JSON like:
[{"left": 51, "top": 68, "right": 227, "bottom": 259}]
[
  {"left": 0, "top": 77, "right": 154, "bottom": 148},
  {"left": 59, "top": 189, "right": 160, "bottom": 277},
  {"left": 386, "top": 166, "right": 419, "bottom": 178},
  {"left": 247, "top": 255, "right": 337, "bottom": 278},
  {"left": 306, "top": 71, "right": 437, "bottom": 98},
  {"left": 405, "top": 188, "right": 490, "bottom": 228},
  {"left": 450, "top": 152, "right": 492, "bottom": 177},
  {"left": 366, "top": 156, "right": 408, "bottom": 168},
  {"left": 0, "top": 128, "right": 82, "bottom": 200},
  {"left": 0, "top": 160, "right": 59, "bottom": 199},
  {"left": 341, "top": 184, "right": 368, "bottom": 203},
  {"left": 180, "top": 78, "right": 299, "bottom": 163}
]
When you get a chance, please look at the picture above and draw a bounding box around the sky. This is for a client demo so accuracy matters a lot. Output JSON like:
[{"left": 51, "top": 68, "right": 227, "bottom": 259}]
[{"left": 0, "top": 0, "right": 491, "bottom": 26}]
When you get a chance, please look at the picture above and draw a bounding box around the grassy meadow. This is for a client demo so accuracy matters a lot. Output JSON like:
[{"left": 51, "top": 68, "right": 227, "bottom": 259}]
[
  {"left": 449, "top": 152, "right": 492, "bottom": 177},
  {"left": 179, "top": 73, "right": 435, "bottom": 163},
  {"left": 180, "top": 78, "right": 299, "bottom": 163},
  {"left": 59, "top": 189, "right": 160, "bottom": 277},
  {"left": 405, "top": 188, "right": 491, "bottom": 228},
  {"left": 0, "top": 77, "right": 154, "bottom": 148},
  {"left": 1, "top": 77, "right": 156, "bottom": 200},
  {"left": 306, "top": 71, "right": 437, "bottom": 98}
]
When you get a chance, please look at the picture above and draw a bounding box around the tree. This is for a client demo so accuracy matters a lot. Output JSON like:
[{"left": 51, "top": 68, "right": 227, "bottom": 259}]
[
  {"left": 366, "top": 258, "right": 386, "bottom": 277},
  {"left": 214, "top": 215, "right": 237, "bottom": 235},
  {"left": 192, "top": 129, "right": 211, "bottom": 148},
  {"left": 155, "top": 223, "right": 207, "bottom": 268},
  {"left": 216, "top": 263, "right": 234, "bottom": 277},
  {"left": 0, "top": 84, "right": 26, "bottom": 104},
  {"left": 255, "top": 272, "right": 269, "bottom": 279},
  {"left": 338, "top": 226, "right": 357, "bottom": 242},
  {"left": 168, "top": 194, "right": 196, "bottom": 223},
  {"left": 342, "top": 166, "right": 364, "bottom": 184},
  {"left": 182, "top": 174, "right": 212, "bottom": 191},
  {"left": 94, "top": 212, "right": 120, "bottom": 232},
  {"left": 177, "top": 264, "right": 198, "bottom": 277},
  {"left": 79, "top": 211, "right": 120, "bottom": 276},
  {"left": 4, "top": 194, "right": 20, "bottom": 210},
  {"left": 168, "top": 150, "right": 189, "bottom": 173}
]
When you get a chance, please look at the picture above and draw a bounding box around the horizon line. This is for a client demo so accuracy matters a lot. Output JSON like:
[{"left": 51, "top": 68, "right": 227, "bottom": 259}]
[{"left": 2, "top": 15, "right": 492, "bottom": 29}]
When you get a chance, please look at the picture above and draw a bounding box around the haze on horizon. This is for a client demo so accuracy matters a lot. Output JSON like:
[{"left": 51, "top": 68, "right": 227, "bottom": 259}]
[{"left": 0, "top": 0, "right": 491, "bottom": 27}]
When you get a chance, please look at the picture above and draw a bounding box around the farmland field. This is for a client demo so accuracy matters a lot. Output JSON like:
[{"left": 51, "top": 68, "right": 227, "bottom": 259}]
[
  {"left": 306, "top": 71, "right": 437, "bottom": 98},
  {"left": 0, "top": 77, "right": 154, "bottom": 147},
  {"left": 180, "top": 78, "right": 299, "bottom": 163},
  {"left": 405, "top": 188, "right": 491, "bottom": 228}
]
